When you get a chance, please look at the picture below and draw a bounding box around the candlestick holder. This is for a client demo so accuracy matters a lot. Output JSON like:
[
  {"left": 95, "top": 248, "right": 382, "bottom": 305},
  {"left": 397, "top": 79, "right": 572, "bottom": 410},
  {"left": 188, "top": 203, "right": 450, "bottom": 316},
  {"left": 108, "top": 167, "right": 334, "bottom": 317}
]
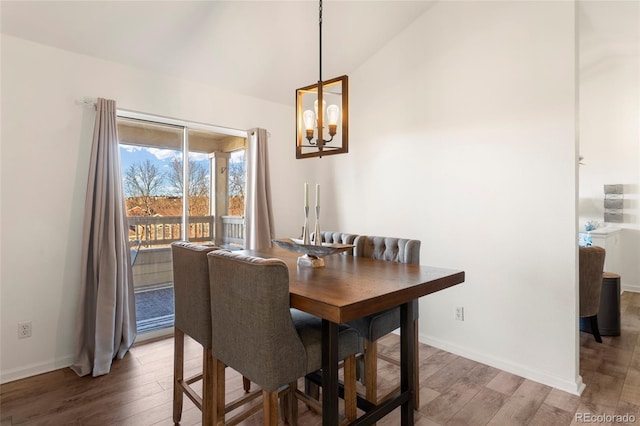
[
  {"left": 302, "top": 206, "right": 311, "bottom": 245},
  {"left": 313, "top": 205, "right": 321, "bottom": 246}
]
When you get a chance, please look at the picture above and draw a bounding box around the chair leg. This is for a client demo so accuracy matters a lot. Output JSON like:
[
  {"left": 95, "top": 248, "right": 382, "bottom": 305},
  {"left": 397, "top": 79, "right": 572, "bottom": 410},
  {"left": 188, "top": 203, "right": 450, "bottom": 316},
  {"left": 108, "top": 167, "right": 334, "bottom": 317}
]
[
  {"left": 362, "top": 324, "right": 420, "bottom": 410},
  {"left": 173, "top": 328, "right": 184, "bottom": 423},
  {"left": 281, "top": 382, "right": 297, "bottom": 425},
  {"left": 279, "top": 388, "right": 289, "bottom": 424},
  {"left": 213, "top": 358, "right": 226, "bottom": 425},
  {"left": 303, "top": 378, "right": 320, "bottom": 413},
  {"left": 263, "top": 390, "right": 279, "bottom": 426},
  {"left": 290, "top": 383, "right": 298, "bottom": 425},
  {"left": 590, "top": 315, "right": 603, "bottom": 343},
  {"left": 202, "top": 348, "right": 214, "bottom": 426},
  {"left": 344, "top": 354, "right": 357, "bottom": 422},
  {"left": 364, "top": 338, "right": 378, "bottom": 404}
]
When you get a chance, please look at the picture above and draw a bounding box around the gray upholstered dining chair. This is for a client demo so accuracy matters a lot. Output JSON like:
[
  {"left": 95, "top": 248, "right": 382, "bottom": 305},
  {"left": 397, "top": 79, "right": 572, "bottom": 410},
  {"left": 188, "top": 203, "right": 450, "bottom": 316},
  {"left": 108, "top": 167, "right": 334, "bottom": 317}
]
[
  {"left": 351, "top": 235, "right": 422, "bottom": 408},
  {"left": 171, "top": 242, "right": 259, "bottom": 425},
  {"left": 207, "top": 250, "right": 360, "bottom": 425},
  {"left": 580, "top": 245, "right": 606, "bottom": 343}
]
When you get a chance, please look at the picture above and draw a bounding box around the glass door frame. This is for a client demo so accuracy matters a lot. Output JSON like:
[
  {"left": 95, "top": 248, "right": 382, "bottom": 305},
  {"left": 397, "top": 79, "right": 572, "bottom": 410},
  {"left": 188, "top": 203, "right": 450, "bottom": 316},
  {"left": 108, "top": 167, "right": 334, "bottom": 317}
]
[{"left": 117, "top": 109, "right": 247, "bottom": 340}]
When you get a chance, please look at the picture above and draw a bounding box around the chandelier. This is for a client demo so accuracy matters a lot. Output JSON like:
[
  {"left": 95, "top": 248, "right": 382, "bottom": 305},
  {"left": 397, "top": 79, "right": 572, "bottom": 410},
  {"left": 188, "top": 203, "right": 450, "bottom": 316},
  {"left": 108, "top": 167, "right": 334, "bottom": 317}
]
[{"left": 296, "top": 0, "right": 349, "bottom": 159}]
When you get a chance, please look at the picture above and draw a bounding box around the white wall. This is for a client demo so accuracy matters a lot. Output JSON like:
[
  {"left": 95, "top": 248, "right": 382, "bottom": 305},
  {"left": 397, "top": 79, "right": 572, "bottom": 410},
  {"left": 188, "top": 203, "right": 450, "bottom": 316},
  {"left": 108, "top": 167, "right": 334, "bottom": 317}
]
[
  {"left": 578, "top": 1, "right": 640, "bottom": 291},
  {"left": 322, "top": 1, "right": 582, "bottom": 393},
  {"left": 0, "top": 34, "right": 312, "bottom": 383}
]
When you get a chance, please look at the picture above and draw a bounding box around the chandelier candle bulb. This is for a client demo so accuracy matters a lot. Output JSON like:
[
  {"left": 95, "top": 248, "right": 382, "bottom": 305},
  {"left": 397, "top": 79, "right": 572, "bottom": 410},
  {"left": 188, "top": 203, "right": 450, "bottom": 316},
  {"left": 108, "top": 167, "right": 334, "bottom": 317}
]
[
  {"left": 327, "top": 104, "right": 339, "bottom": 136},
  {"left": 303, "top": 111, "right": 315, "bottom": 140},
  {"left": 316, "top": 184, "right": 320, "bottom": 208},
  {"left": 314, "top": 99, "right": 326, "bottom": 119}
]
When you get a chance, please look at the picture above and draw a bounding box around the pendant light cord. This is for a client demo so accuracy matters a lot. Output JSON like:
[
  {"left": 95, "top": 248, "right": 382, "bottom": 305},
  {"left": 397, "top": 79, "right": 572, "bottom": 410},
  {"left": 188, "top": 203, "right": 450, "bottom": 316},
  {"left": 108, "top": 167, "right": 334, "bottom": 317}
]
[
  {"left": 317, "top": 0, "right": 325, "bottom": 150},
  {"left": 318, "top": 0, "right": 322, "bottom": 83}
]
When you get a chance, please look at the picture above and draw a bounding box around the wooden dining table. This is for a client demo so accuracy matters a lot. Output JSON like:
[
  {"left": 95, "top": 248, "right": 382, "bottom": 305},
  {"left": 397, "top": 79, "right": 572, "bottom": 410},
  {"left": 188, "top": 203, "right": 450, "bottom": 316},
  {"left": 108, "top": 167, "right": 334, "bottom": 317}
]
[{"left": 238, "top": 246, "right": 465, "bottom": 425}]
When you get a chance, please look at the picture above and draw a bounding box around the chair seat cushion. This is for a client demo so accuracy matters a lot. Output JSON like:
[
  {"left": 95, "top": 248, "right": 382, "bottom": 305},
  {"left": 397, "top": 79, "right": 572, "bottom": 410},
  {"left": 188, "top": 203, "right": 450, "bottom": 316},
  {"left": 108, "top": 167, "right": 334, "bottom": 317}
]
[
  {"left": 291, "top": 309, "right": 361, "bottom": 373},
  {"left": 347, "top": 300, "right": 419, "bottom": 342}
]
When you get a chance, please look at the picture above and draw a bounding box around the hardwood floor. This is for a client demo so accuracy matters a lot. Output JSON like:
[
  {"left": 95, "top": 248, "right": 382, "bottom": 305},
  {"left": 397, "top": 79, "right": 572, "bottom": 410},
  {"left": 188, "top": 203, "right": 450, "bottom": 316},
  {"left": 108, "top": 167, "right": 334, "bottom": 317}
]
[{"left": 2, "top": 292, "right": 640, "bottom": 425}]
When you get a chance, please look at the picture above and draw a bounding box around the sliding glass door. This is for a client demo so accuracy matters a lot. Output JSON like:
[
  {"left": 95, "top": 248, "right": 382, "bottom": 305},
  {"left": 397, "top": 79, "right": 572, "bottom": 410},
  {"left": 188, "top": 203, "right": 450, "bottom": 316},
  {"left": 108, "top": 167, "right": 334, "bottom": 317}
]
[{"left": 117, "top": 114, "right": 246, "bottom": 336}]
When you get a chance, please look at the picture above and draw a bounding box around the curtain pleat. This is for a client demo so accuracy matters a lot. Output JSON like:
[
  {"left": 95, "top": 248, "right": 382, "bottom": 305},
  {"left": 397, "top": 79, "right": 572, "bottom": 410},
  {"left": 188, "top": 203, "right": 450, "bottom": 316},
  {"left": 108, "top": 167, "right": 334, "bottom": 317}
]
[
  {"left": 244, "top": 128, "right": 275, "bottom": 249},
  {"left": 71, "top": 98, "right": 136, "bottom": 377}
]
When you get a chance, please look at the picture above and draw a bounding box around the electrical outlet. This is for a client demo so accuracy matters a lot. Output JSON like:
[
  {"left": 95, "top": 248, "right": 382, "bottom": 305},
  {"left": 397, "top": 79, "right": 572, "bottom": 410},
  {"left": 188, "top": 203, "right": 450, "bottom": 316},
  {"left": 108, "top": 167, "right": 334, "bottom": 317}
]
[
  {"left": 18, "top": 321, "right": 32, "bottom": 339},
  {"left": 455, "top": 306, "right": 464, "bottom": 321}
]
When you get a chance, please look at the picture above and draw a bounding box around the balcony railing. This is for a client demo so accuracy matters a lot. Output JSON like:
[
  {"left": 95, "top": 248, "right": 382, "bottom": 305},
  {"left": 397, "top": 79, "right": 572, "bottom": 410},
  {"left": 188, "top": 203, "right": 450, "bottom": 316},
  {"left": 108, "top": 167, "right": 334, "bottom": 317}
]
[
  {"left": 129, "top": 215, "right": 245, "bottom": 289},
  {"left": 128, "top": 215, "right": 244, "bottom": 248},
  {"left": 221, "top": 215, "right": 244, "bottom": 246}
]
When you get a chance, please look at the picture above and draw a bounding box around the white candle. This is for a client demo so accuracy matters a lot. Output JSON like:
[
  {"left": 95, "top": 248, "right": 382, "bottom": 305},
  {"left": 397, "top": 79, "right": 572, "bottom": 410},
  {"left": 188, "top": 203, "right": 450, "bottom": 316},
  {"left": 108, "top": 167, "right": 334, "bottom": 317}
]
[
  {"left": 316, "top": 184, "right": 320, "bottom": 208},
  {"left": 305, "top": 182, "right": 309, "bottom": 208}
]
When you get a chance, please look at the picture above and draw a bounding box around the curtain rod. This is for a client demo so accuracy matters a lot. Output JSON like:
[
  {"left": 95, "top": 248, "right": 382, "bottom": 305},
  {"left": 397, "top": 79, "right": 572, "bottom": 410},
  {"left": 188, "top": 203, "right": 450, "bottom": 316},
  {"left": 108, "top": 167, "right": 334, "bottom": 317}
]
[{"left": 75, "top": 97, "right": 249, "bottom": 139}]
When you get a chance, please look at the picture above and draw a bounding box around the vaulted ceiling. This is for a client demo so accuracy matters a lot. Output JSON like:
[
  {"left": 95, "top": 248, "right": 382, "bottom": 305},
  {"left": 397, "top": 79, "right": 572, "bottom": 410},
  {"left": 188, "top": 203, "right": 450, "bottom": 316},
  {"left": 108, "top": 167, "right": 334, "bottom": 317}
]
[
  {"left": 2, "top": 1, "right": 635, "bottom": 106},
  {"left": 0, "top": 1, "right": 436, "bottom": 106}
]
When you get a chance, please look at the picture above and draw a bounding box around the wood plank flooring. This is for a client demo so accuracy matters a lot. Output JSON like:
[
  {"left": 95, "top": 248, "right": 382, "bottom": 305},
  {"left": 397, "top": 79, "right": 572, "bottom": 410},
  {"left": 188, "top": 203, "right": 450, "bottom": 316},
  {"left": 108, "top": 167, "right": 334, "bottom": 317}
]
[{"left": 3, "top": 291, "right": 640, "bottom": 425}]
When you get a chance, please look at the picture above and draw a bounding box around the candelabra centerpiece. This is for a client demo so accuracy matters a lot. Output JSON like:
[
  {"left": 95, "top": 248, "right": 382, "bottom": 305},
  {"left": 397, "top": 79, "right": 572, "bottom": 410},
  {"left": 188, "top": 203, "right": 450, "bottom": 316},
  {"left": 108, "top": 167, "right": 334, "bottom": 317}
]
[{"left": 272, "top": 183, "right": 353, "bottom": 268}]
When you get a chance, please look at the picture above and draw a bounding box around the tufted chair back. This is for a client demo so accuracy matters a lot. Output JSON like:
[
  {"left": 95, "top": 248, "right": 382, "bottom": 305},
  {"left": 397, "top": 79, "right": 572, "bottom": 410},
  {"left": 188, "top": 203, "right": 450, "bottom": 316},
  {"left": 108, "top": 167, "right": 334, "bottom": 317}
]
[
  {"left": 579, "top": 246, "right": 606, "bottom": 317},
  {"left": 312, "top": 231, "right": 360, "bottom": 256},
  {"left": 354, "top": 236, "right": 420, "bottom": 265},
  {"left": 317, "top": 231, "right": 358, "bottom": 245}
]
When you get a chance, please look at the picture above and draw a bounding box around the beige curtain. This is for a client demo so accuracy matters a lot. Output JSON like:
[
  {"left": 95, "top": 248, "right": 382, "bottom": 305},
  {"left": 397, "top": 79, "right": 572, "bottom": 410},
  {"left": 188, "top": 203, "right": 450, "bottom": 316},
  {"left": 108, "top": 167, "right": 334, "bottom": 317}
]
[
  {"left": 71, "top": 98, "right": 137, "bottom": 377},
  {"left": 244, "top": 128, "right": 275, "bottom": 249}
]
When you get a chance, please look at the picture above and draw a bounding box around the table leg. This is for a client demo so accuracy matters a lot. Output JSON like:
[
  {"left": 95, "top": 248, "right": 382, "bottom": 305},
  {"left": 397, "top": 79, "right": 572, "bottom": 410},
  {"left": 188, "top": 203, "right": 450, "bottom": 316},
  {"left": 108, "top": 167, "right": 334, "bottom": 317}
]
[
  {"left": 400, "top": 301, "right": 416, "bottom": 425},
  {"left": 322, "top": 319, "right": 340, "bottom": 426}
]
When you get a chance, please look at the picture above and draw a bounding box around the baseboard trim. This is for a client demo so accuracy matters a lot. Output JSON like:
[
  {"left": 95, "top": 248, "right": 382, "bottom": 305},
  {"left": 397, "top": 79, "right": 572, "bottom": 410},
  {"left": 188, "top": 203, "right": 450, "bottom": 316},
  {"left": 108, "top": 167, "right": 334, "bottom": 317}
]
[
  {"left": 0, "top": 355, "right": 73, "bottom": 385},
  {"left": 622, "top": 283, "right": 640, "bottom": 293},
  {"left": 0, "top": 327, "right": 175, "bottom": 385},
  {"left": 420, "top": 333, "right": 585, "bottom": 395}
]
